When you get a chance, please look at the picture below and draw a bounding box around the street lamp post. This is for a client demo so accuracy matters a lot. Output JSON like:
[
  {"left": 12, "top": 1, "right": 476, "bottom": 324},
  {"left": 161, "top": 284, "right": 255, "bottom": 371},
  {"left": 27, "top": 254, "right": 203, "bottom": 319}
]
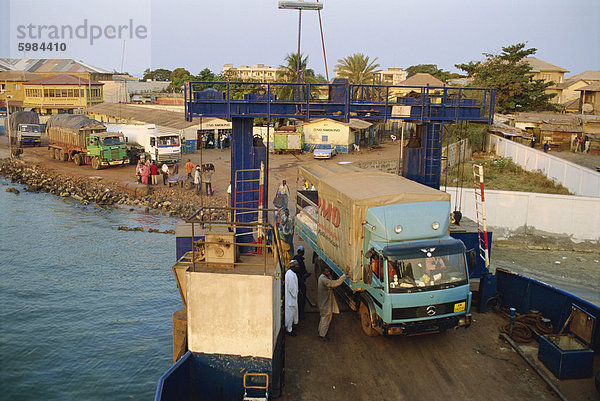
[
  {"left": 3, "top": 85, "right": 15, "bottom": 159},
  {"left": 278, "top": 1, "right": 324, "bottom": 84}
]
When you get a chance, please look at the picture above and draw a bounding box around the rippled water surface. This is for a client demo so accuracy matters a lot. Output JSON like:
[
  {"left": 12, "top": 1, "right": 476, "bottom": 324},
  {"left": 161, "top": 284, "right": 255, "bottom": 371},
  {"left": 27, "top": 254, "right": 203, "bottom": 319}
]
[{"left": 0, "top": 178, "right": 182, "bottom": 401}]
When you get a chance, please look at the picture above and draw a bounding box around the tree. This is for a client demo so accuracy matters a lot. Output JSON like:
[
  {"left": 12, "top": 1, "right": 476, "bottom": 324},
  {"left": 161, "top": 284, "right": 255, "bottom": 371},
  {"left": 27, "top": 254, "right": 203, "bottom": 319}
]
[
  {"left": 455, "top": 43, "right": 558, "bottom": 113},
  {"left": 277, "top": 53, "right": 317, "bottom": 100},
  {"left": 278, "top": 53, "right": 316, "bottom": 83},
  {"left": 405, "top": 64, "right": 460, "bottom": 82},
  {"left": 170, "top": 68, "right": 191, "bottom": 81},
  {"left": 334, "top": 53, "right": 379, "bottom": 84},
  {"left": 142, "top": 68, "right": 171, "bottom": 81}
]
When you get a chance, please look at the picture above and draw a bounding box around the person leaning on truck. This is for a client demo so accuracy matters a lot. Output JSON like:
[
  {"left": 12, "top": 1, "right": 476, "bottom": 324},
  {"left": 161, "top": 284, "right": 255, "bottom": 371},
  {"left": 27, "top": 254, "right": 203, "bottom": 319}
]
[{"left": 317, "top": 266, "right": 348, "bottom": 342}]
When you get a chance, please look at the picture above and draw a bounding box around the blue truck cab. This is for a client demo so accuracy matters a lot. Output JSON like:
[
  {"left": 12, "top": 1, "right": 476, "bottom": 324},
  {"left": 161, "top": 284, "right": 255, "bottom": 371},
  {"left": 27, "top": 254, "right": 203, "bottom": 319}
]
[{"left": 295, "top": 164, "right": 472, "bottom": 336}]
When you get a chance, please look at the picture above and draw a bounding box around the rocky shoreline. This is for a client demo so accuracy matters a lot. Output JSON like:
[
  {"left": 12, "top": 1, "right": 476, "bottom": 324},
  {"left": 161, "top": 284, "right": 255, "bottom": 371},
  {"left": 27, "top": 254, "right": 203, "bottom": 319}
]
[{"left": 0, "top": 158, "right": 225, "bottom": 222}]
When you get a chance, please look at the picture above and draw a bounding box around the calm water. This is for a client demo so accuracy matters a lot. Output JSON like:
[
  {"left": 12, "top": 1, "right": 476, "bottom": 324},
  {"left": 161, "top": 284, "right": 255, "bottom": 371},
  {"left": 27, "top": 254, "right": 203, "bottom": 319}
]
[{"left": 0, "top": 178, "right": 182, "bottom": 401}]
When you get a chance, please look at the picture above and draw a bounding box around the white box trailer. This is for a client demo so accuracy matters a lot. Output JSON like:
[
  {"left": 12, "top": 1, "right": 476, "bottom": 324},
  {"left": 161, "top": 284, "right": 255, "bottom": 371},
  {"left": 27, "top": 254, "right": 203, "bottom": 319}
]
[{"left": 105, "top": 123, "right": 182, "bottom": 164}]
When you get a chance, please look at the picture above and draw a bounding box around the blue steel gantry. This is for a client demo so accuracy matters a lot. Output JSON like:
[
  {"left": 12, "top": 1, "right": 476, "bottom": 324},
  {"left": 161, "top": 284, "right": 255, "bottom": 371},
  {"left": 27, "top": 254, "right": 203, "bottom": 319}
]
[{"left": 184, "top": 80, "right": 495, "bottom": 245}]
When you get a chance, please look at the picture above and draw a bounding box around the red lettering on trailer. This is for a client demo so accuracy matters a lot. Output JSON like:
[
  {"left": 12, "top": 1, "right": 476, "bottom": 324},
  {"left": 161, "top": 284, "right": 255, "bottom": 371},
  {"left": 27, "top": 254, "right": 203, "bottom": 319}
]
[{"left": 318, "top": 198, "right": 341, "bottom": 228}]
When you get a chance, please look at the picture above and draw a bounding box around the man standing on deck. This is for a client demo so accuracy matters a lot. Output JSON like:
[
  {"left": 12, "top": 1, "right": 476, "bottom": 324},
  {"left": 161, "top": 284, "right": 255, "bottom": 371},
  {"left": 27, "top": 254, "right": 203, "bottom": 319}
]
[
  {"left": 285, "top": 260, "right": 300, "bottom": 336},
  {"left": 317, "top": 266, "right": 348, "bottom": 342},
  {"left": 293, "top": 246, "right": 309, "bottom": 319}
]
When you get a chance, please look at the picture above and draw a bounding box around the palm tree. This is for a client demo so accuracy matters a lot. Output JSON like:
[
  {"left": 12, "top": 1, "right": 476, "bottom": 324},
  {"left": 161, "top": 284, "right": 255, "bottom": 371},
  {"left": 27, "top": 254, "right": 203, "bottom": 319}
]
[
  {"left": 277, "top": 53, "right": 318, "bottom": 100},
  {"left": 334, "top": 53, "right": 380, "bottom": 84}
]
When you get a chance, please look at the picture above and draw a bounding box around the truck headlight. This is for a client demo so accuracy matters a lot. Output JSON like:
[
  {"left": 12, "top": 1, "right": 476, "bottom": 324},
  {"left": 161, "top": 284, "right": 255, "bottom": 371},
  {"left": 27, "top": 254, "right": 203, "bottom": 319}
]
[
  {"left": 432, "top": 221, "right": 440, "bottom": 230},
  {"left": 394, "top": 225, "right": 403, "bottom": 234}
]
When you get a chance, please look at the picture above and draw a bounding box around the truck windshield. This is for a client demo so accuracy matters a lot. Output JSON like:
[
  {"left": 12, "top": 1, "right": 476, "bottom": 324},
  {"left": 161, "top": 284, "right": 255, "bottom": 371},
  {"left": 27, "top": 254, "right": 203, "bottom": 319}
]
[
  {"left": 101, "top": 136, "right": 124, "bottom": 146},
  {"left": 386, "top": 250, "right": 468, "bottom": 293},
  {"left": 158, "top": 136, "right": 179, "bottom": 146},
  {"left": 20, "top": 124, "right": 40, "bottom": 132}
]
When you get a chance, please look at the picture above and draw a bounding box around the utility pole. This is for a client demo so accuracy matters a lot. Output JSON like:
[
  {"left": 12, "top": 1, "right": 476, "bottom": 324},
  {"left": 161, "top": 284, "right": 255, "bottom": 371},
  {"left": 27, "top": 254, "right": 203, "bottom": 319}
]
[{"left": 3, "top": 82, "right": 14, "bottom": 159}]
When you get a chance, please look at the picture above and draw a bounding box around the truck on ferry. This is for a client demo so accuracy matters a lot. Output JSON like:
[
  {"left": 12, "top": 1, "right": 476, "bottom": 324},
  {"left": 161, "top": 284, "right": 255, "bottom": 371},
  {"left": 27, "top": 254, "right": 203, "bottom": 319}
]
[{"left": 295, "top": 163, "right": 473, "bottom": 336}]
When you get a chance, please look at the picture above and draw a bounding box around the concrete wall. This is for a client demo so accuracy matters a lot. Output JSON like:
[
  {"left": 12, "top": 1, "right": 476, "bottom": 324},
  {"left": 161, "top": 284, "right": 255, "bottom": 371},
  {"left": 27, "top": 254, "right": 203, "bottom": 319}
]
[
  {"left": 447, "top": 187, "right": 600, "bottom": 243},
  {"left": 186, "top": 272, "right": 277, "bottom": 358},
  {"left": 443, "top": 139, "right": 471, "bottom": 170},
  {"left": 487, "top": 134, "right": 600, "bottom": 197},
  {"left": 303, "top": 120, "right": 353, "bottom": 152}
]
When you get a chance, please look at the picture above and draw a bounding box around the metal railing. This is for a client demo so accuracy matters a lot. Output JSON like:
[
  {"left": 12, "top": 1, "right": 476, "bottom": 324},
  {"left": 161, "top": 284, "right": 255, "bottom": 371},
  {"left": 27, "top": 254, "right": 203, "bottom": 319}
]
[{"left": 184, "top": 81, "right": 495, "bottom": 124}]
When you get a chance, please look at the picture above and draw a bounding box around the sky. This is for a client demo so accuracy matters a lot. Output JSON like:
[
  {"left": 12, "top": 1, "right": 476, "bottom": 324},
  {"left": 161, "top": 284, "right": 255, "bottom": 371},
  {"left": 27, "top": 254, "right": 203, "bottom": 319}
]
[{"left": 1, "top": 0, "right": 599, "bottom": 79}]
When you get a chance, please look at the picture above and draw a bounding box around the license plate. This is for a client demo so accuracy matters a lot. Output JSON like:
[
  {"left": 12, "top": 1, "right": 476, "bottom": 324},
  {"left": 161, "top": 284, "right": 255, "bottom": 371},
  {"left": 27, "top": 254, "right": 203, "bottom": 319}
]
[{"left": 454, "top": 302, "right": 466, "bottom": 313}]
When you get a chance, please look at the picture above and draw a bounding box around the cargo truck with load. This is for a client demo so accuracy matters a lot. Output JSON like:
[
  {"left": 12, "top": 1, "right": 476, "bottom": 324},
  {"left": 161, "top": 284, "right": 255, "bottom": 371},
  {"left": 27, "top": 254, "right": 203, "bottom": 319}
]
[
  {"left": 295, "top": 163, "right": 473, "bottom": 336},
  {"left": 5, "top": 110, "right": 41, "bottom": 146},
  {"left": 46, "top": 114, "right": 129, "bottom": 169},
  {"left": 104, "top": 123, "right": 181, "bottom": 164}
]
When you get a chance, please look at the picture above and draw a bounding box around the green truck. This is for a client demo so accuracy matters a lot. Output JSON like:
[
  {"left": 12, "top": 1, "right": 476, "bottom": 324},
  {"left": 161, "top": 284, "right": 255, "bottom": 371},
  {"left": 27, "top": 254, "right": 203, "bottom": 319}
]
[{"left": 47, "top": 114, "right": 128, "bottom": 169}]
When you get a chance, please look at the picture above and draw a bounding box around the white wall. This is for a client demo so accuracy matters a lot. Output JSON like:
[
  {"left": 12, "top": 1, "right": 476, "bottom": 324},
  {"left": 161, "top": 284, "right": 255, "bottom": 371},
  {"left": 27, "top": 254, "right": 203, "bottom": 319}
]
[
  {"left": 303, "top": 120, "right": 352, "bottom": 147},
  {"left": 447, "top": 187, "right": 600, "bottom": 242},
  {"left": 487, "top": 134, "right": 600, "bottom": 197},
  {"left": 186, "top": 272, "right": 276, "bottom": 358}
]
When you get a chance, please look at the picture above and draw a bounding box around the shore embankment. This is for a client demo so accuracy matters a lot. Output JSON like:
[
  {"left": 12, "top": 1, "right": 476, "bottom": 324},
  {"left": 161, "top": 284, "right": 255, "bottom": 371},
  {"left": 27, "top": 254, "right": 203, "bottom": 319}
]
[{"left": 0, "top": 158, "right": 224, "bottom": 220}]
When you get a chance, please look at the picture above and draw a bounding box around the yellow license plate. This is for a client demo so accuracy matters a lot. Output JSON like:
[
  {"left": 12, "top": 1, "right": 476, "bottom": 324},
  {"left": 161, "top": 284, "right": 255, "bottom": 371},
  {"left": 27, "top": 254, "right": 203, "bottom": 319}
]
[{"left": 454, "top": 302, "right": 466, "bottom": 313}]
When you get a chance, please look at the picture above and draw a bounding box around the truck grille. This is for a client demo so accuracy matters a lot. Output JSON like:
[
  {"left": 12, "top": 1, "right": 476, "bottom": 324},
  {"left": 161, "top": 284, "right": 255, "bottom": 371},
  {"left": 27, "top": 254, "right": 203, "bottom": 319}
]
[
  {"left": 102, "top": 149, "right": 122, "bottom": 160},
  {"left": 158, "top": 151, "right": 180, "bottom": 162},
  {"left": 392, "top": 301, "right": 461, "bottom": 320}
]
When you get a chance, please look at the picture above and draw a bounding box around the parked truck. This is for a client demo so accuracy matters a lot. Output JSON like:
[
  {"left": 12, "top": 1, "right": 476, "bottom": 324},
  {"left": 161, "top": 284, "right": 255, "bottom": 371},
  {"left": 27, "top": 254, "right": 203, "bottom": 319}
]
[
  {"left": 6, "top": 111, "right": 41, "bottom": 146},
  {"left": 295, "top": 163, "right": 473, "bottom": 336},
  {"left": 104, "top": 123, "right": 181, "bottom": 164},
  {"left": 47, "top": 114, "right": 129, "bottom": 169}
]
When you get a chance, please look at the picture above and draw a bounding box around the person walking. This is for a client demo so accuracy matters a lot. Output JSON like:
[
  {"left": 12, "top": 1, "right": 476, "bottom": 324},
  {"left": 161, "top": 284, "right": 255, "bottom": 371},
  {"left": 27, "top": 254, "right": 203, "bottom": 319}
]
[
  {"left": 150, "top": 162, "right": 159, "bottom": 185},
  {"left": 317, "top": 266, "right": 348, "bottom": 342},
  {"left": 278, "top": 180, "right": 290, "bottom": 210},
  {"left": 293, "top": 246, "right": 309, "bottom": 319},
  {"left": 194, "top": 165, "right": 202, "bottom": 195},
  {"left": 161, "top": 163, "right": 170, "bottom": 185},
  {"left": 220, "top": 133, "right": 227, "bottom": 152},
  {"left": 185, "top": 159, "right": 195, "bottom": 179},
  {"left": 285, "top": 260, "right": 300, "bottom": 336},
  {"left": 202, "top": 167, "right": 213, "bottom": 196}
]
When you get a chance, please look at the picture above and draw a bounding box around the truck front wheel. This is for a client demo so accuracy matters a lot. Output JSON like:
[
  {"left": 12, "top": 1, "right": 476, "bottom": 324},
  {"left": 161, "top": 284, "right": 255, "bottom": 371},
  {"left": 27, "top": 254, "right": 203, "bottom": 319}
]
[
  {"left": 49, "top": 148, "right": 56, "bottom": 159},
  {"left": 359, "top": 302, "right": 379, "bottom": 337},
  {"left": 91, "top": 157, "right": 101, "bottom": 170}
]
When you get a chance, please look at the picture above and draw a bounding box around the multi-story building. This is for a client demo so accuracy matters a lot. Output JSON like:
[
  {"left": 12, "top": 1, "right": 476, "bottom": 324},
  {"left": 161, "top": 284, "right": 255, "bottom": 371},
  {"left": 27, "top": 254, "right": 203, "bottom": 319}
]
[
  {"left": 22, "top": 74, "right": 104, "bottom": 114},
  {"left": 0, "top": 70, "right": 40, "bottom": 111},
  {"left": 523, "top": 57, "right": 569, "bottom": 104},
  {"left": 222, "top": 64, "right": 283, "bottom": 82},
  {"left": 376, "top": 68, "right": 408, "bottom": 85}
]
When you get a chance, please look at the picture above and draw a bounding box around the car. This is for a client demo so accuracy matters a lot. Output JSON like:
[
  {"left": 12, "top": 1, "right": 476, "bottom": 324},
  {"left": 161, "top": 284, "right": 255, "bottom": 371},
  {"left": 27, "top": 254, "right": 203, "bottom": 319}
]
[{"left": 313, "top": 143, "right": 337, "bottom": 159}]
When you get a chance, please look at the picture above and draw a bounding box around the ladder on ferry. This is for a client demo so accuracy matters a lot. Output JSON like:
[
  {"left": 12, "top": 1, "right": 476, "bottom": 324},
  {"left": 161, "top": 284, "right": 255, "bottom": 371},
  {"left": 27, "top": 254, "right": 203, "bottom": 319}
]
[
  {"left": 233, "top": 162, "right": 266, "bottom": 254},
  {"left": 473, "top": 164, "right": 490, "bottom": 270}
]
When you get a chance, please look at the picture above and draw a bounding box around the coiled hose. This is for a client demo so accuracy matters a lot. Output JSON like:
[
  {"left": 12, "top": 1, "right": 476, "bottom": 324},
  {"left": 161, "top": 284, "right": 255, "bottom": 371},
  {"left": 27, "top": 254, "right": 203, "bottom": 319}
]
[{"left": 486, "top": 295, "right": 554, "bottom": 343}]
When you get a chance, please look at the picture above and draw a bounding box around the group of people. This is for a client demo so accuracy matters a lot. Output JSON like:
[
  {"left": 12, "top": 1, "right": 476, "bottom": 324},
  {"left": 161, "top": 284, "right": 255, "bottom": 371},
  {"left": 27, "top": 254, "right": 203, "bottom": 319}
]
[
  {"left": 572, "top": 135, "right": 591, "bottom": 153},
  {"left": 136, "top": 159, "right": 179, "bottom": 186},
  {"left": 285, "top": 245, "right": 348, "bottom": 342},
  {"left": 184, "top": 159, "right": 215, "bottom": 196}
]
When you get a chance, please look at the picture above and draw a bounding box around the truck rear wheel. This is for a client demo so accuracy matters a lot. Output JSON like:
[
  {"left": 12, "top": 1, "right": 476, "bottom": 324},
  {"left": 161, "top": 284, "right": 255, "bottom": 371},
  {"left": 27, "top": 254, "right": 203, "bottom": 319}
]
[
  {"left": 73, "top": 153, "right": 83, "bottom": 166},
  {"left": 56, "top": 149, "right": 63, "bottom": 161},
  {"left": 91, "top": 157, "right": 100, "bottom": 170},
  {"left": 49, "top": 148, "right": 56, "bottom": 159},
  {"left": 359, "top": 302, "right": 379, "bottom": 337}
]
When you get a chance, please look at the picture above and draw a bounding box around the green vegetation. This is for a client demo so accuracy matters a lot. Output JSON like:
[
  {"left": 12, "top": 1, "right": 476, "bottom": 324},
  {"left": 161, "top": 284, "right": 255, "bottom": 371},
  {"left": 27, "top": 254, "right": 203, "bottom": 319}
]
[
  {"left": 334, "top": 53, "right": 380, "bottom": 84},
  {"left": 455, "top": 43, "right": 558, "bottom": 113},
  {"left": 445, "top": 122, "right": 488, "bottom": 152},
  {"left": 447, "top": 156, "right": 571, "bottom": 195},
  {"left": 405, "top": 64, "right": 460, "bottom": 82}
]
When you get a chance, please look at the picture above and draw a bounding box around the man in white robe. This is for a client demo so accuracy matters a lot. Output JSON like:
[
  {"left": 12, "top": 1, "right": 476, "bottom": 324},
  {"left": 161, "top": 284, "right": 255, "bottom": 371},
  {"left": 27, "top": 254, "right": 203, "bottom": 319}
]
[{"left": 285, "top": 260, "right": 299, "bottom": 336}]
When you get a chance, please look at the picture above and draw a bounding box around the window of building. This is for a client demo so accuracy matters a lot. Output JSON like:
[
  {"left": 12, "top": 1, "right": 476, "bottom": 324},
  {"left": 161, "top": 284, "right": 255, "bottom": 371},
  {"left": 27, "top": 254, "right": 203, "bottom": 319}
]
[{"left": 322, "top": 135, "right": 328, "bottom": 142}]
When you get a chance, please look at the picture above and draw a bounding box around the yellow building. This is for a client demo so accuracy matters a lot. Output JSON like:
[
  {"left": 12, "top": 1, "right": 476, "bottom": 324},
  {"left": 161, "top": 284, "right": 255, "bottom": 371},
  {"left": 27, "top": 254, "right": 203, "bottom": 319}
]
[
  {"left": 23, "top": 74, "right": 104, "bottom": 114},
  {"left": 556, "top": 70, "right": 600, "bottom": 104},
  {"left": 523, "top": 57, "right": 569, "bottom": 104},
  {"left": 222, "top": 63, "right": 283, "bottom": 82},
  {"left": 0, "top": 70, "right": 40, "bottom": 111}
]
